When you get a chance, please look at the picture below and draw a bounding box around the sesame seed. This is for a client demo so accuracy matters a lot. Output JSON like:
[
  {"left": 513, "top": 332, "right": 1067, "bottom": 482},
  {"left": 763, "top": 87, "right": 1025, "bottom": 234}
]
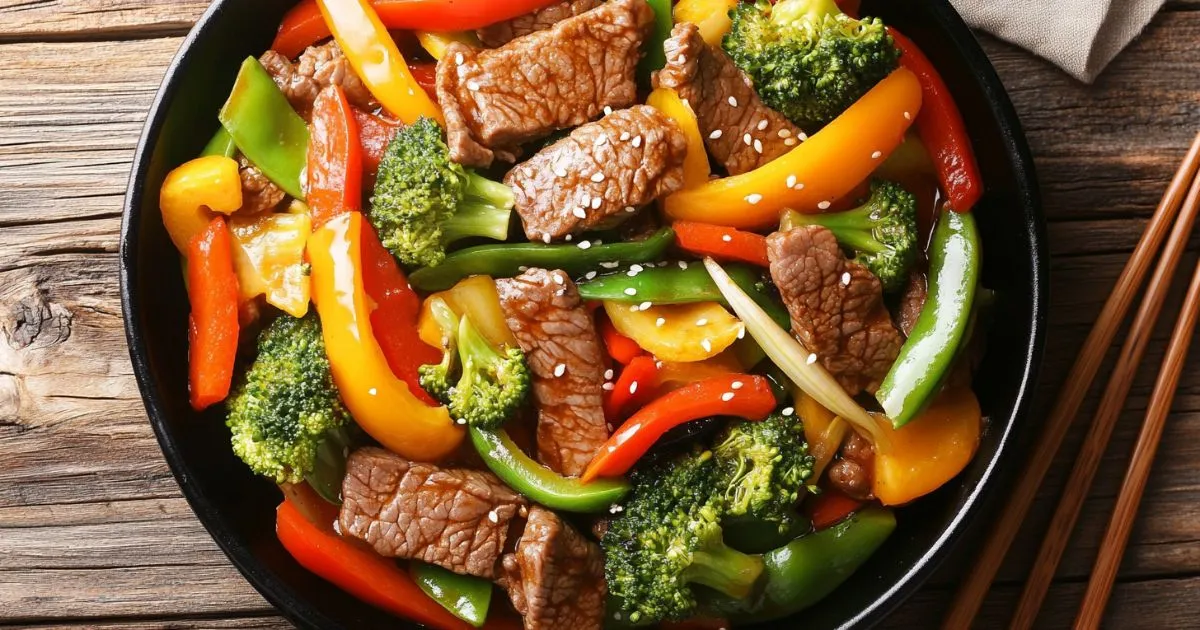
[
  {"left": 656, "top": 360, "right": 663, "bottom": 368},
  {"left": 778, "top": 128, "right": 792, "bottom": 138},
  {"left": 565, "top": 234, "right": 574, "bottom": 242},
  {"left": 542, "top": 233, "right": 552, "bottom": 244},
  {"left": 519, "top": 266, "right": 529, "bottom": 272},
  {"left": 620, "top": 131, "right": 631, "bottom": 141},
  {"left": 721, "top": 392, "right": 735, "bottom": 402},
  {"left": 871, "top": 150, "right": 883, "bottom": 159},
  {"left": 841, "top": 271, "right": 852, "bottom": 286},
  {"left": 795, "top": 182, "right": 805, "bottom": 191},
  {"left": 578, "top": 240, "right": 592, "bottom": 250},
  {"left": 743, "top": 133, "right": 753, "bottom": 146},
  {"left": 806, "top": 353, "right": 818, "bottom": 365},
  {"left": 731, "top": 381, "right": 743, "bottom": 390},
  {"left": 754, "top": 139, "right": 763, "bottom": 154},
  {"left": 603, "top": 382, "right": 614, "bottom": 392},
  {"left": 639, "top": 301, "right": 652, "bottom": 311},
  {"left": 737, "top": 326, "right": 746, "bottom": 339},
  {"left": 487, "top": 510, "right": 498, "bottom": 523},
  {"left": 784, "top": 138, "right": 798, "bottom": 147},
  {"left": 553, "top": 274, "right": 564, "bottom": 285},
  {"left": 605, "top": 369, "right": 615, "bottom": 380},
  {"left": 629, "top": 381, "right": 638, "bottom": 394},
  {"left": 786, "top": 175, "right": 798, "bottom": 189},
  {"left": 798, "top": 132, "right": 809, "bottom": 141},
  {"left": 625, "top": 206, "right": 637, "bottom": 213},
  {"left": 624, "top": 287, "right": 637, "bottom": 296},
  {"left": 581, "top": 193, "right": 592, "bottom": 206},
  {"left": 782, "top": 407, "right": 795, "bottom": 416},
  {"left": 710, "top": 129, "right": 723, "bottom": 140},
  {"left": 455, "top": 53, "right": 465, "bottom": 65},
  {"left": 758, "top": 119, "right": 769, "bottom": 131},
  {"left": 701, "top": 339, "right": 713, "bottom": 352},
  {"left": 466, "top": 80, "right": 480, "bottom": 91},
  {"left": 818, "top": 201, "right": 832, "bottom": 210},
  {"left": 609, "top": 504, "right": 625, "bottom": 514},
  {"left": 678, "top": 54, "right": 687, "bottom": 64},
  {"left": 904, "top": 111, "right": 912, "bottom": 120},
  {"left": 519, "top": 505, "right": 528, "bottom": 517},
  {"left": 746, "top": 194, "right": 763, "bottom": 205},
  {"left": 601, "top": 261, "right": 620, "bottom": 269},
  {"left": 368, "top": 388, "right": 378, "bottom": 396},
  {"left": 572, "top": 207, "right": 587, "bottom": 219},
  {"left": 630, "top": 264, "right": 644, "bottom": 273},
  {"left": 627, "top": 269, "right": 639, "bottom": 277},
  {"left": 696, "top": 318, "right": 709, "bottom": 326},
  {"left": 591, "top": 172, "right": 605, "bottom": 183},
  {"left": 656, "top": 317, "right": 666, "bottom": 327},
  {"left": 678, "top": 261, "right": 689, "bottom": 270},
  {"left": 585, "top": 271, "right": 598, "bottom": 280},
  {"left": 604, "top": 106, "right": 613, "bottom": 115},
  {"left": 632, "top": 135, "right": 643, "bottom": 148},
  {"left": 728, "top": 96, "right": 738, "bottom": 108},
  {"left": 456, "top": 418, "right": 467, "bottom": 425},
  {"left": 592, "top": 197, "right": 603, "bottom": 209},
  {"left": 554, "top": 363, "right": 566, "bottom": 377},
  {"left": 722, "top": 234, "right": 733, "bottom": 242},
  {"left": 595, "top": 134, "right": 608, "bottom": 146}
]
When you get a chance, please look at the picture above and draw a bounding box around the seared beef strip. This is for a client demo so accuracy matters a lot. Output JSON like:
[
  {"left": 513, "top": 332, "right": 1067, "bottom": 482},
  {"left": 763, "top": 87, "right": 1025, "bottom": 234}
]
[
  {"left": 654, "top": 22, "right": 803, "bottom": 175},
  {"left": 498, "top": 506, "right": 606, "bottom": 630},
  {"left": 477, "top": 0, "right": 602, "bottom": 47},
  {"left": 496, "top": 269, "right": 609, "bottom": 476},
  {"left": 896, "top": 271, "right": 928, "bottom": 337},
  {"left": 339, "top": 447, "right": 526, "bottom": 579},
  {"left": 437, "top": 0, "right": 655, "bottom": 168},
  {"left": 505, "top": 106, "right": 687, "bottom": 243},
  {"left": 260, "top": 42, "right": 377, "bottom": 119},
  {"left": 237, "top": 156, "right": 286, "bottom": 214},
  {"left": 828, "top": 430, "right": 876, "bottom": 500},
  {"left": 767, "top": 227, "right": 903, "bottom": 395}
]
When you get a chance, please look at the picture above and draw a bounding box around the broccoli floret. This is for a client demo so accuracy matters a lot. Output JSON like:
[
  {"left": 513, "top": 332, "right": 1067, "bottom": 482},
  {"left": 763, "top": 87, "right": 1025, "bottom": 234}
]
[
  {"left": 788, "top": 179, "right": 918, "bottom": 292},
  {"left": 226, "top": 313, "right": 349, "bottom": 485},
  {"left": 417, "top": 299, "right": 530, "bottom": 429},
  {"left": 603, "top": 450, "right": 766, "bottom": 625},
  {"left": 724, "top": 0, "right": 900, "bottom": 129},
  {"left": 369, "top": 117, "right": 515, "bottom": 268},
  {"left": 713, "top": 413, "right": 815, "bottom": 535}
]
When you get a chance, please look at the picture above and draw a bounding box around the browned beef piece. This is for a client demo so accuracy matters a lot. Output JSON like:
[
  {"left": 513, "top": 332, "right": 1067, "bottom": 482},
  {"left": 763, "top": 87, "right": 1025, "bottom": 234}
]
[
  {"left": 498, "top": 506, "right": 606, "bottom": 630},
  {"left": 477, "top": 0, "right": 603, "bottom": 47},
  {"left": 437, "top": 0, "right": 655, "bottom": 168},
  {"left": 654, "top": 22, "right": 803, "bottom": 175},
  {"left": 828, "top": 430, "right": 875, "bottom": 500},
  {"left": 339, "top": 447, "right": 527, "bottom": 579},
  {"left": 496, "top": 269, "right": 609, "bottom": 476},
  {"left": 236, "top": 156, "right": 285, "bottom": 214},
  {"left": 505, "top": 106, "right": 687, "bottom": 243},
  {"left": 767, "top": 227, "right": 903, "bottom": 395},
  {"left": 896, "top": 271, "right": 928, "bottom": 337},
  {"left": 259, "top": 42, "right": 376, "bottom": 119}
]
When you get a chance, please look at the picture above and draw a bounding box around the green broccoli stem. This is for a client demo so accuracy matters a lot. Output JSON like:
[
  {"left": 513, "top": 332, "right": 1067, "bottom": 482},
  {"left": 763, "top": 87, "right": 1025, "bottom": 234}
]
[
  {"left": 458, "top": 314, "right": 506, "bottom": 373},
  {"left": 772, "top": 0, "right": 843, "bottom": 24},
  {"left": 440, "top": 171, "right": 516, "bottom": 244},
  {"left": 683, "top": 543, "right": 766, "bottom": 600},
  {"left": 786, "top": 207, "right": 889, "bottom": 255}
]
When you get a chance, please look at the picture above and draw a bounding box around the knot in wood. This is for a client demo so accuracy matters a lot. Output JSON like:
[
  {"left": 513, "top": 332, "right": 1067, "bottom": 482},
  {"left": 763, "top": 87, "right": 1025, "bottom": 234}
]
[{"left": 1, "top": 285, "right": 73, "bottom": 351}]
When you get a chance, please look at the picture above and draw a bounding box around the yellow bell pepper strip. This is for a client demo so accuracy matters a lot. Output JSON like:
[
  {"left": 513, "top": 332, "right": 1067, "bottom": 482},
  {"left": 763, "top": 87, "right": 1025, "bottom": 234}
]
[
  {"left": 658, "top": 353, "right": 743, "bottom": 392},
  {"left": 673, "top": 0, "right": 738, "bottom": 46},
  {"left": 418, "top": 275, "right": 518, "bottom": 351},
  {"left": 219, "top": 58, "right": 310, "bottom": 200},
  {"left": 646, "top": 88, "right": 710, "bottom": 189},
  {"left": 229, "top": 213, "right": 312, "bottom": 318},
  {"left": 663, "top": 67, "right": 922, "bottom": 229},
  {"left": 159, "top": 155, "right": 243, "bottom": 255},
  {"left": 415, "top": 30, "right": 480, "bottom": 60},
  {"left": 603, "top": 301, "right": 744, "bottom": 363},
  {"left": 795, "top": 390, "right": 848, "bottom": 480},
  {"left": 308, "top": 212, "right": 464, "bottom": 462},
  {"left": 316, "top": 0, "right": 443, "bottom": 125},
  {"left": 873, "top": 386, "right": 981, "bottom": 506}
]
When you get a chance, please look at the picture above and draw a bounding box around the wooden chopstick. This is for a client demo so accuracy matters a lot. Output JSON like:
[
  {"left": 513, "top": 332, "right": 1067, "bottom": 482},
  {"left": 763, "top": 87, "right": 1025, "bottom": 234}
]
[
  {"left": 1009, "top": 151, "right": 1200, "bottom": 629},
  {"left": 941, "top": 130, "right": 1200, "bottom": 629},
  {"left": 1074, "top": 246, "right": 1200, "bottom": 628}
]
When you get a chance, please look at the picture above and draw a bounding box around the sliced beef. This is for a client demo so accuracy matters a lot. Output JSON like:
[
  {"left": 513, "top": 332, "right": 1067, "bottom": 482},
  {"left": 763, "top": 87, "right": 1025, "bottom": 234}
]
[
  {"left": 498, "top": 506, "right": 606, "bottom": 630},
  {"left": 237, "top": 156, "right": 286, "bottom": 214},
  {"left": 437, "top": 0, "right": 655, "bottom": 168},
  {"left": 828, "top": 430, "right": 875, "bottom": 500},
  {"left": 767, "top": 227, "right": 903, "bottom": 395},
  {"left": 896, "top": 271, "right": 928, "bottom": 337},
  {"left": 339, "top": 447, "right": 527, "bottom": 579},
  {"left": 496, "top": 269, "right": 609, "bottom": 476},
  {"left": 654, "top": 22, "right": 803, "bottom": 175},
  {"left": 477, "top": 0, "right": 603, "bottom": 47},
  {"left": 505, "top": 106, "right": 687, "bottom": 243},
  {"left": 260, "top": 41, "right": 377, "bottom": 119}
]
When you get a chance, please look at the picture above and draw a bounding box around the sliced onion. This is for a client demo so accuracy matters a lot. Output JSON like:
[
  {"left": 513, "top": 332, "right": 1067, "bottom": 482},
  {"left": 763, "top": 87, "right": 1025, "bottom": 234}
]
[{"left": 703, "top": 258, "right": 886, "bottom": 447}]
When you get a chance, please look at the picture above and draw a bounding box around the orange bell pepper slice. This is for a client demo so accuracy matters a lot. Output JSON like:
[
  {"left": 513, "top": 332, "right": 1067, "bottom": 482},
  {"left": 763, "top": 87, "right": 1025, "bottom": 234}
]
[
  {"left": 662, "top": 67, "right": 922, "bottom": 229},
  {"left": 872, "top": 386, "right": 982, "bottom": 506},
  {"left": 308, "top": 212, "right": 464, "bottom": 462},
  {"left": 186, "top": 218, "right": 240, "bottom": 411}
]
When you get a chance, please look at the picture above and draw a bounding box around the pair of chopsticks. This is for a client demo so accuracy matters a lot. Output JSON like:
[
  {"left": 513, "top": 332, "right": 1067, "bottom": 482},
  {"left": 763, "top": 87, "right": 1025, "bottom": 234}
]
[{"left": 943, "top": 130, "right": 1200, "bottom": 630}]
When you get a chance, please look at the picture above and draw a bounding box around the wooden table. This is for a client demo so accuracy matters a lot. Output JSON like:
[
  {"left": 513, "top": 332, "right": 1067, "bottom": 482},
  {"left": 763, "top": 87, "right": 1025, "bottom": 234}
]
[{"left": 3, "top": 1, "right": 1200, "bottom": 628}]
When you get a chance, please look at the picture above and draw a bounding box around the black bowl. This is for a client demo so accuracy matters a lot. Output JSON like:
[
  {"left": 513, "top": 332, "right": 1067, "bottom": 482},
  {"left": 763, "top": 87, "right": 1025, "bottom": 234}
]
[{"left": 121, "top": 1, "right": 1046, "bottom": 627}]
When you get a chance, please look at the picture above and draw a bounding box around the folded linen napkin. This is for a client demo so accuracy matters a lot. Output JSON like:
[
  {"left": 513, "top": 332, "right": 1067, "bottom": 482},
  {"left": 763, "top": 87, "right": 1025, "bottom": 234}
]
[{"left": 948, "top": 0, "right": 1168, "bottom": 82}]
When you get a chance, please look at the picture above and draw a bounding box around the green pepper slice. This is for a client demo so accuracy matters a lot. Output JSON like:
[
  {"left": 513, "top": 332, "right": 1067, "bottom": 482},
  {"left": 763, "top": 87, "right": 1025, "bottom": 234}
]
[
  {"left": 219, "top": 57, "right": 309, "bottom": 199},
  {"left": 470, "top": 427, "right": 629, "bottom": 513},
  {"left": 408, "top": 228, "right": 676, "bottom": 292},
  {"left": 876, "top": 210, "right": 980, "bottom": 428},
  {"left": 410, "top": 562, "right": 493, "bottom": 628}
]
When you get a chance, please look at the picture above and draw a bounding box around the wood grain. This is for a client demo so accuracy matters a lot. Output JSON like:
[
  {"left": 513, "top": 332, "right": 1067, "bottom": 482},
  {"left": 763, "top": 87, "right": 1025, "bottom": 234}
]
[{"left": 2, "top": 3, "right": 1200, "bottom": 630}]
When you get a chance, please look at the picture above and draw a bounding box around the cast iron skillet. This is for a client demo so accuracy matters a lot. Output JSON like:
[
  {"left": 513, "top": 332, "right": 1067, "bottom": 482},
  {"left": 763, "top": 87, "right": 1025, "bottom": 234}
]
[{"left": 121, "top": 1, "right": 1046, "bottom": 627}]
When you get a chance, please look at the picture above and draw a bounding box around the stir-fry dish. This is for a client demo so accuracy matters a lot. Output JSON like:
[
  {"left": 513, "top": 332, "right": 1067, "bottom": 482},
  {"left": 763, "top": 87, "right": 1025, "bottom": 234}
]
[{"left": 162, "top": 0, "right": 989, "bottom": 627}]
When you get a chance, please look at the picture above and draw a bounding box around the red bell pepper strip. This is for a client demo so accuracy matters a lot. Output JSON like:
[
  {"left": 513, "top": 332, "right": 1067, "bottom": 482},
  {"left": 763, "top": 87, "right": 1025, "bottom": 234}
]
[
  {"left": 409, "top": 62, "right": 439, "bottom": 100},
  {"left": 354, "top": 108, "right": 401, "bottom": 184},
  {"left": 807, "top": 488, "right": 866, "bottom": 531},
  {"left": 673, "top": 221, "right": 770, "bottom": 267},
  {"left": 186, "top": 218, "right": 240, "bottom": 411},
  {"left": 276, "top": 499, "right": 474, "bottom": 630},
  {"left": 889, "top": 27, "right": 983, "bottom": 213},
  {"left": 599, "top": 315, "right": 642, "bottom": 365},
  {"left": 307, "top": 87, "right": 362, "bottom": 227},
  {"left": 360, "top": 222, "right": 444, "bottom": 406},
  {"left": 603, "top": 355, "right": 661, "bottom": 422},
  {"left": 272, "top": 0, "right": 562, "bottom": 59},
  {"left": 582, "top": 374, "right": 776, "bottom": 482}
]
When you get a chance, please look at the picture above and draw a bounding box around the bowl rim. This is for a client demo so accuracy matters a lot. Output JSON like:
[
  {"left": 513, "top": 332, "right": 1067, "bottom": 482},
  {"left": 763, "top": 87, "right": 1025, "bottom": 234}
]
[{"left": 119, "top": 1, "right": 1047, "bottom": 627}]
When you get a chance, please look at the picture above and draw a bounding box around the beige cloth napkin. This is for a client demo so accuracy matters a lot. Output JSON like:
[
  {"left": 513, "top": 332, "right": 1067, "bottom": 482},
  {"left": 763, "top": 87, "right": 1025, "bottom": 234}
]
[{"left": 948, "top": 0, "right": 1167, "bottom": 82}]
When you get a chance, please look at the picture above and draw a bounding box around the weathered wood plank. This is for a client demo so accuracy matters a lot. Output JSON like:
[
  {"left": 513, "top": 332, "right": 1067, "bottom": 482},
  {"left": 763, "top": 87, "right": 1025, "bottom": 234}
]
[
  {"left": 0, "top": 1, "right": 207, "bottom": 42},
  {"left": 7, "top": 617, "right": 292, "bottom": 630}
]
